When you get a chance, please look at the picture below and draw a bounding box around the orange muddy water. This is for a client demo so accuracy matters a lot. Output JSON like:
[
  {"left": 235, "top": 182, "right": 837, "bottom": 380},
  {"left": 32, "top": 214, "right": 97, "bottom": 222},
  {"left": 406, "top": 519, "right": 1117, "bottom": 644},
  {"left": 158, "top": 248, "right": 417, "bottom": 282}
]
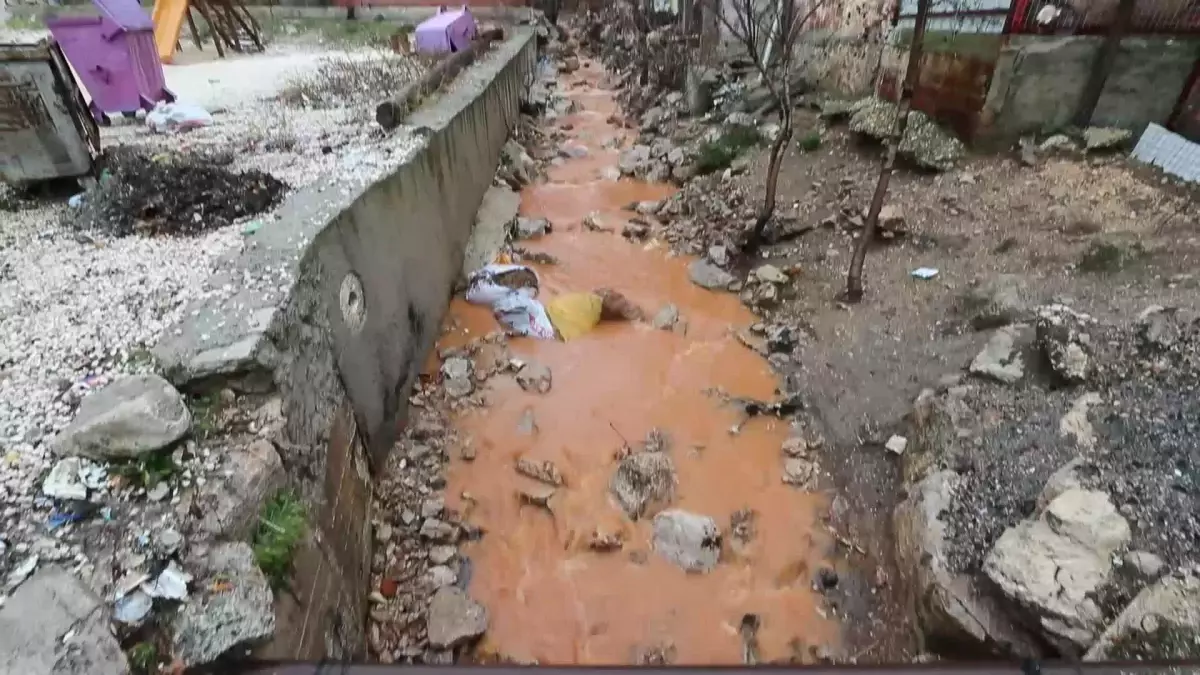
[{"left": 437, "top": 62, "right": 834, "bottom": 664}]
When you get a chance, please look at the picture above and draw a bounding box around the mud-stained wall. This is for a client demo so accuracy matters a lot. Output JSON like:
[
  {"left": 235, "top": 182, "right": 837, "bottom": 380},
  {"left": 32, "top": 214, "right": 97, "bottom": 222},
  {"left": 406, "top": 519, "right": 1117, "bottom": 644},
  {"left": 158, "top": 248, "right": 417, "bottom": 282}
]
[
  {"left": 979, "top": 35, "right": 1200, "bottom": 144},
  {"left": 794, "top": 0, "right": 896, "bottom": 97},
  {"left": 262, "top": 29, "right": 536, "bottom": 659}
]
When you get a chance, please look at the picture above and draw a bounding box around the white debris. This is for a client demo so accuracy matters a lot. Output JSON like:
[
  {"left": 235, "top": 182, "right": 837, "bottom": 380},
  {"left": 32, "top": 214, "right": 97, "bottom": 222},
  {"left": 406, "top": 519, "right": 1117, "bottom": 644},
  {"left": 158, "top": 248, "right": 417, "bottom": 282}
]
[
  {"left": 885, "top": 435, "right": 908, "bottom": 455},
  {"left": 141, "top": 561, "right": 192, "bottom": 601}
]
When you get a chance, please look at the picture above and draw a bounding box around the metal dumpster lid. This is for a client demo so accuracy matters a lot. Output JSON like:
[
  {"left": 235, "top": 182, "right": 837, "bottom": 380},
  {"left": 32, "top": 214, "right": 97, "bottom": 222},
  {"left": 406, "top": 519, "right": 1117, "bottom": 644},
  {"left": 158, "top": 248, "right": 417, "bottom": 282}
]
[{"left": 91, "top": 0, "right": 154, "bottom": 31}]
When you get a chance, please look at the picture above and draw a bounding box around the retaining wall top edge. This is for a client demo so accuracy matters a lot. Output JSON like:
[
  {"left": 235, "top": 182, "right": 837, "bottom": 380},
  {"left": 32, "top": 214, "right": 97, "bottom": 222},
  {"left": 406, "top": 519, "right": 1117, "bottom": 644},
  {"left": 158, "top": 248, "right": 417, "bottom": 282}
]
[{"left": 151, "top": 28, "right": 534, "bottom": 387}]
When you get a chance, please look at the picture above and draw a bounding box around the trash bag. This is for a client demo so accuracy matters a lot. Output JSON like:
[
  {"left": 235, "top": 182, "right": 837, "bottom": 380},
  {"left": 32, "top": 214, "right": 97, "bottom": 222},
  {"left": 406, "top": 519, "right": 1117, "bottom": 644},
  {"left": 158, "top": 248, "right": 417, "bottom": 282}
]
[
  {"left": 145, "top": 102, "right": 214, "bottom": 134},
  {"left": 494, "top": 293, "right": 557, "bottom": 339},
  {"left": 544, "top": 292, "right": 603, "bottom": 341},
  {"left": 465, "top": 264, "right": 541, "bottom": 305}
]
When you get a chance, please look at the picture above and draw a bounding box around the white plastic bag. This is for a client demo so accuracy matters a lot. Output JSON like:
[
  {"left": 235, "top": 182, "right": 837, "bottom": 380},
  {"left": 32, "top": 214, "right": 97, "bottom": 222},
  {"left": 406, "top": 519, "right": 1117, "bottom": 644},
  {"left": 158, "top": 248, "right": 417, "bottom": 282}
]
[
  {"left": 145, "top": 101, "right": 214, "bottom": 134},
  {"left": 465, "top": 264, "right": 541, "bottom": 305},
  {"left": 464, "top": 263, "right": 555, "bottom": 339},
  {"left": 493, "top": 293, "right": 557, "bottom": 339}
]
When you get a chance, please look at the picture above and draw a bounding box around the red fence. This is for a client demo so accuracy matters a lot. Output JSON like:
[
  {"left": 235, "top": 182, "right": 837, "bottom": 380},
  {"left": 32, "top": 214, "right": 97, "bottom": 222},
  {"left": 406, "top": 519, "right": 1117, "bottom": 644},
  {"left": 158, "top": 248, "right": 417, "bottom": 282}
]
[{"left": 1008, "top": 0, "right": 1200, "bottom": 35}]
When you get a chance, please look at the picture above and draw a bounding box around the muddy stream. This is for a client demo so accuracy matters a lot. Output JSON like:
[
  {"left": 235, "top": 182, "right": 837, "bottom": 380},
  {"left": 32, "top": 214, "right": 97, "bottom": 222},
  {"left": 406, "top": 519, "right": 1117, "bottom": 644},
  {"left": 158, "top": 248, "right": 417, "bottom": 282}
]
[{"left": 436, "top": 63, "right": 835, "bottom": 664}]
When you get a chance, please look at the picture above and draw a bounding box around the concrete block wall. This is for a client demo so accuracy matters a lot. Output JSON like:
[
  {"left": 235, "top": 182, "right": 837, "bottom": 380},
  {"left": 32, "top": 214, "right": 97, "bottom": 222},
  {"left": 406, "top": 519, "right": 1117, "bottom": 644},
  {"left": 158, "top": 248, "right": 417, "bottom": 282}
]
[
  {"left": 154, "top": 27, "right": 536, "bottom": 659},
  {"left": 979, "top": 35, "right": 1200, "bottom": 144}
]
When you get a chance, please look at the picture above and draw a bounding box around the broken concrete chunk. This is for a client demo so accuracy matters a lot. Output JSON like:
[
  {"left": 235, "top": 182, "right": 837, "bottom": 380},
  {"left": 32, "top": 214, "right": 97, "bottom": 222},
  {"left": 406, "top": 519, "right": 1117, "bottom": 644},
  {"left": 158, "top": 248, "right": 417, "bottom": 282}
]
[
  {"left": 42, "top": 457, "right": 89, "bottom": 501},
  {"left": 195, "top": 439, "right": 285, "bottom": 539},
  {"left": 848, "top": 97, "right": 965, "bottom": 171},
  {"left": 1082, "top": 127, "right": 1132, "bottom": 152},
  {"left": 652, "top": 304, "right": 680, "bottom": 330},
  {"left": 0, "top": 565, "right": 129, "bottom": 675},
  {"left": 782, "top": 457, "right": 818, "bottom": 489},
  {"left": 885, "top": 435, "right": 908, "bottom": 455},
  {"left": 652, "top": 509, "right": 721, "bottom": 573},
  {"left": 688, "top": 259, "right": 735, "bottom": 290},
  {"left": 426, "top": 586, "right": 488, "bottom": 649},
  {"left": 611, "top": 451, "right": 677, "bottom": 520},
  {"left": 52, "top": 374, "right": 191, "bottom": 460},
  {"left": 969, "top": 326, "right": 1025, "bottom": 385},
  {"left": 172, "top": 543, "right": 275, "bottom": 667},
  {"left": 983, "top": 489, "right": 1131, "bottom": 652},
  {"left": 441, "top": 357, "right": 475, "bottom": 398}
]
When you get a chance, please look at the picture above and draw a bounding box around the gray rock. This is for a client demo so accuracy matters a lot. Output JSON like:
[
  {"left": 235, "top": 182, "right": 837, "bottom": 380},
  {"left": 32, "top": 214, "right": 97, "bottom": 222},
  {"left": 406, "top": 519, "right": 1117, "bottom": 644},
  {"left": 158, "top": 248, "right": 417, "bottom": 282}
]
[
  {"left": 688, "top": 260, "right": 735, "bottom": 291},
  {"left": 429, "top": 545, "right": 457, "bottom": 565},
  {"left": 426, "top": 586, "right": 488, "bottom": 649},
  {"left": 725, "top": 112, "right": 755, "bottom": 127},
  {"left": 1124, "top": 550, "right": 1166, "bottom": 579},
  {"left": 753, "top": 264, "right": 788, "bottom": 284},
  {"left": 420, "top": 518, "right": 457, "bottom": 542},
  {"left": 1036, "top": 304, "right": 1094, "bottom": 384},
  {"left": 611, "top": 451, "right": 677, "bottom": 520},
  {"left": 634, "top": 200, "right": 660, "bottom": 216},
  {"left": 666, "top": 147, "right": 686, "bottom": 167},
  {"left": 0, "top": 566, "right": 129, "bottom": 675},
  {"left": 849, "top": 97, "right": 965, "bottom": 171},
  {"left": 515, "top": 216, "right": 550, "bottom": 240},
  {"left": 427, "top": 565, "right": 458, "bottom": 588},
  {"left": 652, "top": 509, "right": 721, "bottom": 573},
  {"left": 441, "top": 357, "right": 474, "bottom": 398},
  {"left": 782, "top": 457, "right": 818, "bottom": 489},
  {"left": 893, "top": 471, "right": 1043, "bottom": 657},
  {"left": 652, "top": 304, "right": 680, "bottom": 330},
  {"left": 421, "top": 496, "right": 445, "bottom": 519},
  {"left": 961, "top": 274, "right": 1029, "bottom": 329},
  {"left": 52, "top": 374, "right": 191, "bottom": 459},
  {"left": 817, "top": 99, "right": 856, "bottom": 120},
  {"left": 707, "top": 245, "right": 730, "bottom": 267},
  {"left": 1086, "top": 567, "right": 1200, "bottom": 660},
  {"left": 984, "top": 489, "right": 1131, "bottom": 652},
  {"left": 501, "top": 139, "right": 536, "bottom": 185},
  {"left": 969, "top": 327, "right": 1025, "bottom": 384},
  {"left": 516, "top": 362, "right": 553, "bottom": 394},
  {"left": 1082, "top": 127, "right": 1132, "bottom": 151},
  {"left": 172, "top": 543, "right": 275, "bottom": 667},
  {"left": 1037, "top": 457, "right": 1095, "bottom": 509},
  {"left": 1136, "top": 305, "right": 1181, "bottom": 351},
  {"left": 618, "top": 145, "right": 651, "bottom": 176},
  {"left": 195, "top": 439, "right": 285, "bottom": 539},
  {"left": 1039, "top": 134, "right": 1075, "bottom": 152}
]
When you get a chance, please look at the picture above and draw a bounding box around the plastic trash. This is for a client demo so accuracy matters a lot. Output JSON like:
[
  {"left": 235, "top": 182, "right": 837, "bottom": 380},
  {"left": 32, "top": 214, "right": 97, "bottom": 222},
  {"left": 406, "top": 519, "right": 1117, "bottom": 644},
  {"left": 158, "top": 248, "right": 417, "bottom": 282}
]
[
  {"left": 68, "top": 193, "right": 86, "bottom": 208},
  {"left": 113, "top": 589, "right": 153, "bottom": 624},
  {"left": 544, "top": 292, "right": 603, "bottom": 341},
  {"left": 492, "top": 293, "right": 557, "bottom": 340},
  {"left": 466, "top": 264, "right": 556, "bottom": 339},
  {"left": 145, "top": 101, "right": 213, "bottom": 133},
  {"left": 142, "top": 562, "right": 191, "bottom": 600},
  {"left": 911, "top": 267, "right": 939, "bottom": 280}
]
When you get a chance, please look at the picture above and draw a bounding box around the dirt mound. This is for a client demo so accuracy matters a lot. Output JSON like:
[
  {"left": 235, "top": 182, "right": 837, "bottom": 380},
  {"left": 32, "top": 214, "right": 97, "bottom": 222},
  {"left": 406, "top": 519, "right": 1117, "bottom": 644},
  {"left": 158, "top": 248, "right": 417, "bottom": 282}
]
[{"left": 69, "top": 148, "right": 288, "bottom": 237}]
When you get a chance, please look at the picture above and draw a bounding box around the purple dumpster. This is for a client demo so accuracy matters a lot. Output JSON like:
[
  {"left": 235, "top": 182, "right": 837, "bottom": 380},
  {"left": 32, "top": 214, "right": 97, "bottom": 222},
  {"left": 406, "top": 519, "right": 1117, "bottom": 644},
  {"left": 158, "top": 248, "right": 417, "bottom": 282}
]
[
  {"left": 414, "top": 6, "right": 478, "bottom": 55},
  {"left": 46, "top": 0, "right": 173, "bottom": 124}
]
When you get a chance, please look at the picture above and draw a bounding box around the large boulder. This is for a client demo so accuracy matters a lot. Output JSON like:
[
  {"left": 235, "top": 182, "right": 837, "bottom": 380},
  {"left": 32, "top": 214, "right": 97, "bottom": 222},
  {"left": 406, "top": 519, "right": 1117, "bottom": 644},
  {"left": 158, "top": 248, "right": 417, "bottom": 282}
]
[
  {"left": 652, "top": 509, "right": 721, "bottom": 573},
  {"left": 1086, "top": 566, "right": 1200, "bottom": 660},
  {"left": 983, "top": 489, "right": 1131, "bottom": 653},
  {"left": 0, "top": 566, "right": 128, "bottom": 675},
  {"left": 52, "top": 374, "right": 191, "bottom": 459},
  {"left": 172, "top": 543, "right": 275, "bottom": 667},
  {"left": 849, "top": 98, "right": 965, "bottom": 171},
  {"left": 894, "top": 471, "right": 1044, "bottom": 657}
]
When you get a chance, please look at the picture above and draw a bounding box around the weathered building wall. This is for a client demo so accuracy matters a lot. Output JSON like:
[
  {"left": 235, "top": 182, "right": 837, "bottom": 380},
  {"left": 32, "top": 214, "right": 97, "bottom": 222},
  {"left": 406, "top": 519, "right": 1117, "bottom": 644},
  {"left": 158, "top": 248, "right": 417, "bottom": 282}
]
[
  {"left": 979, "top": 35, "right": 1200, "bottom": 143},
  {"left": 795, "top": 0, "right": 895, "bottom": 96},
  {"left": 154, "top": 28, "right": 536, "bottom": 659}
]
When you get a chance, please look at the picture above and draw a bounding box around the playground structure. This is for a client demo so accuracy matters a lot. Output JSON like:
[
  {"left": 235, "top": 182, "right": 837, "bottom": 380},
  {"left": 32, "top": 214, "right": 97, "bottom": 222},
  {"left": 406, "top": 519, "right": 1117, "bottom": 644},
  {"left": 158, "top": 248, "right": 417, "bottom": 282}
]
[{"left": 152, "top": 0, "right": 264, "bottom": 63}]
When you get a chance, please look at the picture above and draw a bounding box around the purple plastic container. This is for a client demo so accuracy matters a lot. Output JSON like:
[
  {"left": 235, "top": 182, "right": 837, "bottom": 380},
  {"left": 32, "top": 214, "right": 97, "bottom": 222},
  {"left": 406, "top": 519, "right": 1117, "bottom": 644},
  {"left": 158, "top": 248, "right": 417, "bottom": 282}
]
[
  {"left": 414, "top": 6, "right": 478, "bottom": 55},
  {"left": 47, "top": 0, "right": 173, "bottom": 124}
]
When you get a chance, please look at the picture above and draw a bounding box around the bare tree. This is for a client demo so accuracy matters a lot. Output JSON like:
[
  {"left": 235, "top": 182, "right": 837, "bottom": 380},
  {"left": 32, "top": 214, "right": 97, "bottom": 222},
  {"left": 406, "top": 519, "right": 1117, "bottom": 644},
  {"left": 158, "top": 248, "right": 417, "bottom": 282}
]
[
  {"left": 844, "top": 0, "right": 932, "bottom": 302},
  {"left": 711, "top": 0, "right": 827, "bottom": 254}
]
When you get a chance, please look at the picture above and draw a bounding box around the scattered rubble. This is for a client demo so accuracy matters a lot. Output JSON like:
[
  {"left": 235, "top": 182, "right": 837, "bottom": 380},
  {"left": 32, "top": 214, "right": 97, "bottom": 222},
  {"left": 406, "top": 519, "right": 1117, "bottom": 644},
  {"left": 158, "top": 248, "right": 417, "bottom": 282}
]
[
  {"left": 426, "top": 587, "right": 488, "bottom": 650},
  {"left": 610, "top": 451, "right": 677, "bottom": 520},
  {"left": 848, "top": 98, "right": 965, "bottom": 171},
  {"left": 652, "top": 509, "right": 721, "bottom": 573},
  {"left": 172, "top": 542, "right": 275, "bottom": 667}
]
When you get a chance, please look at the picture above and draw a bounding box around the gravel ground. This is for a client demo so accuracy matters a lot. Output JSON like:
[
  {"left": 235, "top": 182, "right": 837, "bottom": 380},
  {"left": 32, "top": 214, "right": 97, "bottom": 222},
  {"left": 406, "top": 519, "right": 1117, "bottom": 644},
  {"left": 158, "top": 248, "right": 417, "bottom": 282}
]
[{"left": 1, "top": 38, "right": 426, "bottom": 585}]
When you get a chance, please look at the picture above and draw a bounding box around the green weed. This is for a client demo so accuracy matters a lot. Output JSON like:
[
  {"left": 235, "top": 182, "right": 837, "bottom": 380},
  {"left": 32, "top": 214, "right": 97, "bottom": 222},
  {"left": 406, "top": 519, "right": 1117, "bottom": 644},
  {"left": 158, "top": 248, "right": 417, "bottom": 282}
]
[
  {"left": 253, "top": 490, "right": 307, "bottom": 590},
  {"left": 797, "top": 130, "right": 822, "bottom": 152},
  {"left": 1077, "top": 241, "right": 1143, "bottom": 274},
  {"left": 188, "top": 393, "right": 224, "bottom": 439},
  {"left": 111, "top": 452, "right": 179, "bottom": 489},
  {"left": 695, "top": 125, "right": 762, "bottom": 175},
  {"left": 127, "top": 641, "right": 158, "bottom": 675}
]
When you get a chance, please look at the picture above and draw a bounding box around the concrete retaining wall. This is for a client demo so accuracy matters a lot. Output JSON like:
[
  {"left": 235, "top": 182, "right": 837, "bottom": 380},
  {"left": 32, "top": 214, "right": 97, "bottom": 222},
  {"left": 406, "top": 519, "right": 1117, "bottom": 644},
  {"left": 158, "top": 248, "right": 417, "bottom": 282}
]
[
  {"left": 153, "top": 28, "right": 536, "bottom": 659},
  {"left": 979, "top": 35, "right": 1200, "bottom": 144}
]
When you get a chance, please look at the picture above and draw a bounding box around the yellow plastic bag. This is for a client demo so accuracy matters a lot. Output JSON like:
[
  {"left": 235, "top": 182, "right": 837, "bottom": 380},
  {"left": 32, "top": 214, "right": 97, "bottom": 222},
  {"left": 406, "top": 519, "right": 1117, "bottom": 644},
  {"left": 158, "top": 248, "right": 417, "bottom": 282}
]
[{"left": 544, "top": 292, "right": 603, "bottom": 340}]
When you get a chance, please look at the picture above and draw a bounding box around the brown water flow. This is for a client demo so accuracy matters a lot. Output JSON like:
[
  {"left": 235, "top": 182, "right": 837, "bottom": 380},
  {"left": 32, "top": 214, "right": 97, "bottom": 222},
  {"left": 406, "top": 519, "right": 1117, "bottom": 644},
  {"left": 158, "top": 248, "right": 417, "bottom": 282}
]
[{"left": 437, "top": 62, "right": 834, "bottom": 665}]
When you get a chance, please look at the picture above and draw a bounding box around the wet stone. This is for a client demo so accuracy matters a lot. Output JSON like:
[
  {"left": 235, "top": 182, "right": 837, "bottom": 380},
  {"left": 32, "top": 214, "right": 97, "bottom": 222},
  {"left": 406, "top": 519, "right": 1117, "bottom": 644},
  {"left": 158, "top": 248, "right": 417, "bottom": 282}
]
[
  {"left": 516, "top": 362, "right": 553, "bottom": 394},
  {"left": 652, "top": 304, "right": 680, "bottom": 330},
  {"left": 420, "top": 518, "right": 457, "bottom": 542},
  {"left": 429, "top": 545, "right": 458, "bottom": 566},
  {"left": 427, "top": 565, "right": 458, "bottom": 588},
  {"left": 688, "top": 260, "right": 735, "bottom": 291},
  {"left": 515, "top": 456, "right": 564, "bottom": 486},
  {"left": 611, "top": 451, "right": 677, "bottom": 520},
  {"left": 426, "top": 587, "right": 488, "bottom": 649},
  {"left": 441, "top": 357, "right": 475, "bottom": 398},
  {"left": 652, "top": 509, "right": 721, "bottom": 573}
]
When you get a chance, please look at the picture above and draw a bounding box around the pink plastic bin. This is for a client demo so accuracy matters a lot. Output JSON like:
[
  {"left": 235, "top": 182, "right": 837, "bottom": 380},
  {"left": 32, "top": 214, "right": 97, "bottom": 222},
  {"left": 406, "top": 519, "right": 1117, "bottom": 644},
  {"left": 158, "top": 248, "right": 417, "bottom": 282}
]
[
  {"left": 414, "top": 6, "right": 478, "bottom": 55},
  {"left": 46, "top": 0, "right": 173, "bottom": 124}
]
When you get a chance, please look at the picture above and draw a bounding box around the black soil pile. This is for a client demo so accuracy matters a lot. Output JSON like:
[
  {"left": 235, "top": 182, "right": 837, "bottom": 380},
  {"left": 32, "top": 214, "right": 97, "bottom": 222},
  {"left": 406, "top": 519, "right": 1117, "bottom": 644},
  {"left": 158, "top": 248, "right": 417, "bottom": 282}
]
[{"left": 69, "top": 148, "right": 288, "bottom": 236}]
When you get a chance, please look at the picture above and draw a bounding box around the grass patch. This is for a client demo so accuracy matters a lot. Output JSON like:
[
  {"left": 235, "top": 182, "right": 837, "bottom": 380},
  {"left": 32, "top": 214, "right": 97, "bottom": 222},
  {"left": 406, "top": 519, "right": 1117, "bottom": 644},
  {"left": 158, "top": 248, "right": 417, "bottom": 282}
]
[
  {"left": 253, "top": 490, "right": 307, "bottom": 590},
  {"left": 695, "top": 125, "right": 763, "bottom": 175},
  {"left": 188, "top": 393, "right": 225, "bottom": 439},
  {"left": 278, "top": 51, "right": 426, "bottom": 109},
  {"left": 111, "top": 452, "right": 179, "bottom": 489},
  {"left": 1077, "top": 241, "right": 1144, "bottom": 274},
  {"left": 127, "top": 641, "right": 159, "bottom": 675},
  {"left": 797, "top": 130, "right": 822, "bottom": 153}
]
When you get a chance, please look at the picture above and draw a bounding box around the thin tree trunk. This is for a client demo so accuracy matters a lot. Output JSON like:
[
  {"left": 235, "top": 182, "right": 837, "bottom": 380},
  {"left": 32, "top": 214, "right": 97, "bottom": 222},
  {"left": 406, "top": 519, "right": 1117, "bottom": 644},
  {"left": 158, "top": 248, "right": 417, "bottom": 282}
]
[
  {"left": 747, "top": 112, "right": 792, "bottom": 250},
  {"left": 844, "top": 0, "right": 931, "bottom": 303}
]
